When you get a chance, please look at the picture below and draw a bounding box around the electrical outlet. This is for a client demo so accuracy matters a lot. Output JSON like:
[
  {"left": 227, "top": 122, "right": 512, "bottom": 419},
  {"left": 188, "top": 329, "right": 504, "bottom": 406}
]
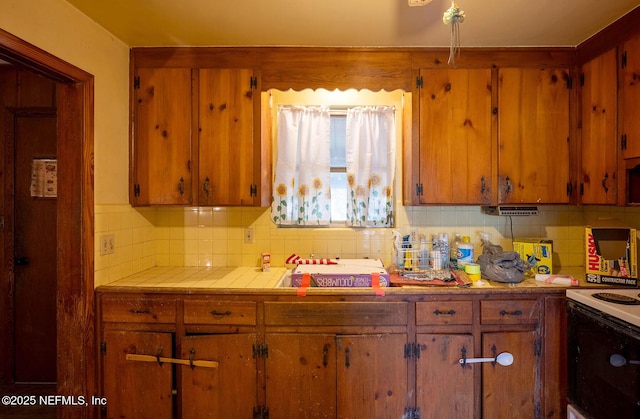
[
  {"left": 100, "top": 234, "right": 115, "bottom": 255},
  {"left": 244, "top": 228, "right": 254, "bottom": 244}
]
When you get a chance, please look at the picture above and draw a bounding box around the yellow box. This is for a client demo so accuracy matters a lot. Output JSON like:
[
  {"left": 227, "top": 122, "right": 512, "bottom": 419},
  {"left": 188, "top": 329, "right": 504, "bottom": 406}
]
[
  {"left": 513, "top": 239, "right": 553, "bottom": 275},
  {"left": 585, "top": 220, "right": 638, "bottom": 286}
]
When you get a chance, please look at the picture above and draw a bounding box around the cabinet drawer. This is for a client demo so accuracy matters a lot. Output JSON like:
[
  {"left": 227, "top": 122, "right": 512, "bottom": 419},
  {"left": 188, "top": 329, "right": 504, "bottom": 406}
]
[
  {"left": 264, "top": 302, "right": 407, "bottom": 326},
  {"left": 101, "top": 296, "right": 177, "bottom": 324},
  {"left": 480, "top": 300, "right": 539, "bottom": 325},
  {"left": 183, "top": 300, "right": 256, "bottom": 325},
  {"left": 416, "top": 301, "right": 473, "bottom": 325}
]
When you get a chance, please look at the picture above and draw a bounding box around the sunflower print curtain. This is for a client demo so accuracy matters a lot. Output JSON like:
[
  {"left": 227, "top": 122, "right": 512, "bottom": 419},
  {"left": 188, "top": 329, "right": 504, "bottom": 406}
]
[
  {"left": 345, "top": 106, "right": 396, "bottom": 227},
  {"left": 272, "top": 106, "right": 332, "bottom": 225}
]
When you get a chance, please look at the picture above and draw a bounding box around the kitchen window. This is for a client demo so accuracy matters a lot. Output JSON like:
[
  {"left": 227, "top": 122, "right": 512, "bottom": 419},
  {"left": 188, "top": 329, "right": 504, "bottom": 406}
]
[{"left": 271, "top": 103, "right": 396, "bottom": 227}]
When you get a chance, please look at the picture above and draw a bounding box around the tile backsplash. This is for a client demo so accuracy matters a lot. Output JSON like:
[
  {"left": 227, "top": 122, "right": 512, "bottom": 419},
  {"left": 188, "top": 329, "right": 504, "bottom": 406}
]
[{"left": 94, "top": 203, "right": 640, "bottom": 287}]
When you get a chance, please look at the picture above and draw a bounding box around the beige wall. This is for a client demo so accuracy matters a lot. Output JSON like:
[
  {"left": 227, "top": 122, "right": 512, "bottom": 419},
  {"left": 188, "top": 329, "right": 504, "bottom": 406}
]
[{"left": 0, "top": 0, "right": 131, "bottom": 205}]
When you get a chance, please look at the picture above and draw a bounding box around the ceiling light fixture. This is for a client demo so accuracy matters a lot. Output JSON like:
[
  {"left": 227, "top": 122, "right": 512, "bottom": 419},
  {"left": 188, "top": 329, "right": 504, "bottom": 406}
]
[
  {"left": 408, "top": 0, "right": 432, "bottom": 6},
  {"left": 443, "top": 0, "right": 465, "bottom": 66}
]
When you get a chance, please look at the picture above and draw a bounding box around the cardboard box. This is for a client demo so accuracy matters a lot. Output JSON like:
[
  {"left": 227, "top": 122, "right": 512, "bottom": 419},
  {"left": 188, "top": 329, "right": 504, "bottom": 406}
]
[
  {"left": 585, "top": 220, "right": 638, "bottom": 286},
  {"left": 513, "top": 239, "right": 553, "bottom": 275},
  {"left": 290, "top": 259, "right": 389, "bottom": 287}
]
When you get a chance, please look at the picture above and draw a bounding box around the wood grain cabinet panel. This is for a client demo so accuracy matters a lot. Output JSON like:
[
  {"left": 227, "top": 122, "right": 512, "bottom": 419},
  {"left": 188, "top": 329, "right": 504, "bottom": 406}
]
[
  {"left": 498, "top": 67, "right": 571, "bottom": 204},
  {"left": 580, "top": 48, "right": 618, "bottom": 204},
  {"left": 132, "top": 67, "right": 193, "bottom": 205},
  {"left": 416, "top": 300, "right": 473, "bottom": 325},
  {"left": 480, "top": 299, "right": 540, "bottom": 325},
  {"left": 102, "top": 330, "right": 173, "bottom": 419},
  {"left": 264, "top": 301, "right": 408, "bottom": 326},
  {"left": 183, "top": 300, "right": 257, "bottom": 325},
  {"left": 409, "top": 68, "right": 493, "bottom": 205},
  {"left": 621, "top": 33, "right": 640, "bottom": 160}
]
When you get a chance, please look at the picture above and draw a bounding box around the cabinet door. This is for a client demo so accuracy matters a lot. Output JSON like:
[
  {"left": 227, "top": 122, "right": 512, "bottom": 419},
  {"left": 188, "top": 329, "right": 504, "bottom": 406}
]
[
  {"left": 418, "top": 68, "right": 493, "bottom": 204},
  {"left": 498, "top": 68, "right": 571, "bottom": 203},
  {"left": 198, "top": 68, "right": 257, "bottom": 206},
  {"left": 580, "top": 49, "right": 617, "bottom": 204},
  {"left": 482, "top": 330, "right": 538, "bottom": 419},
  {"left": 103, "top": 330, "right": 173, "bottom": 419},
  {"left": 417, "top": 334, "right": 474, "bottom": 418},
  {"left": 265, "top": 333, "right": 337, "bottom": 418},
  {"left": 337, "top": 334, "right": 408, "bottom": 419},
  {"left": 133, "top": 68, "right": 193, "bottom": 205},
  {"left": 621, "top": 34, "right": 640, "bottom": 159},
  {"left": 180, "top": 333, "right": 257, "bottom": 419}
]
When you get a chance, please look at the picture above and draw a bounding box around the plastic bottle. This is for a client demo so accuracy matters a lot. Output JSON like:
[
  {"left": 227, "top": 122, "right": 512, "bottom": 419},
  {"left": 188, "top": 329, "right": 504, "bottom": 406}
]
[
  {"left": 457, "top": 236, "right": 474, "bottom": 266},
  {"left": 439, "top": 233, "right": 449, "bottom": 270},
  {"left": 450, "top": 233, "right": 462, "bottom": 268}
]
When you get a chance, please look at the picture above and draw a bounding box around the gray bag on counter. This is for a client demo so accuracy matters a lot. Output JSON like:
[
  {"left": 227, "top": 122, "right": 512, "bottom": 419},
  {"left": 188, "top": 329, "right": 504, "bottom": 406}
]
[{"left": 476, "top": 250, "right": 528, "bottom": 284}]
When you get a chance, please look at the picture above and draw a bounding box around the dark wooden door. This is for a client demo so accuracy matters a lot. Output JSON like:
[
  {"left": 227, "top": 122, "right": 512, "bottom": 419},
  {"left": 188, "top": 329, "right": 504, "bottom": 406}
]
[{"left": 13, "top": 112, "right": 57, "bottom": 383}]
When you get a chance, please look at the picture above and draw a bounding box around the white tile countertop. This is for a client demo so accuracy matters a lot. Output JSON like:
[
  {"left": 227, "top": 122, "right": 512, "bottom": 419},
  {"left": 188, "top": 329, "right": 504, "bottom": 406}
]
[
  {"left": 104, "top": 266, "right": 288, "bottom": 289},
  {"left": 100, "top": 265, "right": 593, "bottom": 291}
]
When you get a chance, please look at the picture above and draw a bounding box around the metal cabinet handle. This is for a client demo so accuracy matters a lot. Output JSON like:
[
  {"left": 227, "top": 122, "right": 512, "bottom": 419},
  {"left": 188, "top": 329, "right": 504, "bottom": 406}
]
[
  {"left": 203, "top": 177, "right": 210, "bottom": 195},
  {"left": 480, "top": 176, "right": 487, "bottom": 194},
  {"left": 500, "top": 309, "right": 522, "bottom": 316},
  {"left": 178, "top": 177, "right": 185, "bottom": 196},
  {"left": 505, "top": 176, "right": 512, "bottom": 194},
  {"left": 601, "top": 172, "right": 609, "bottom": 193},
  {"left": 209, "top": 310, "right": 232, "bottom": 317},
  {"left": 323, "top": 344, "right": 329, "bottom": 367},
  {"left": 433, "top": 309, "right": 456, "bottom": 316},
  {"left": 345, "top": 347, "right": 350, "bottom": 368}
]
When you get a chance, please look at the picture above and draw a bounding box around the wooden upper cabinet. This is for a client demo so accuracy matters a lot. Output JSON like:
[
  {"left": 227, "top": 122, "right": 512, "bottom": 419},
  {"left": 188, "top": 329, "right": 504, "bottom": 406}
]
[
  {"left": 413, "top": 68, "right": 493, "bottom": 204},
  {"left": 621, "top": 33, "right": 640, "bottom": 159},
  {"left": 132, "top": 67, "right": 193, "bottom": 205},
  {"left": 580, "top": 49, "right": 618, "bottom": 204},
  {"left": 198, "top": 68, "right": 258, "bottom": 206},
  {"left": 498, "top": 68, "right": 571, "bottom": 204}
]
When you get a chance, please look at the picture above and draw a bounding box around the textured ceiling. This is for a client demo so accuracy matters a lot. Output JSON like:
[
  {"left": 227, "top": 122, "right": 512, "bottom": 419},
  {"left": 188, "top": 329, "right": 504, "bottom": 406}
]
[{"left": 65, "top": 0, "right": 639, "bottom": 48}]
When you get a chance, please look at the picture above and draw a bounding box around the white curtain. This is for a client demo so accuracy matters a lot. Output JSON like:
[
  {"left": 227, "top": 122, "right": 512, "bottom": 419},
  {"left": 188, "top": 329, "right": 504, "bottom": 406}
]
[
  {"left": 345, "top": 106, "right": 396, "bottom": 227},
  {"left": 272, "top": 106, "right": 331, "bottom": 225}
]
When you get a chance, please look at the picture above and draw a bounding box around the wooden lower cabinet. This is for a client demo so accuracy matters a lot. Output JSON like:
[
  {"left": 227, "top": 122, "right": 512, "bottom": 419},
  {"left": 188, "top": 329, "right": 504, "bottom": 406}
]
[
  {"left": 417, "top": 334, "right": 475, "bottom": 417},
  {"left": 180, "top": 334, "right": 258, "bottom": 419},
  {"left": 97, "top": 291, "right": 565, "bottom": 419},
  {"left": 102, "top": 330, "right": 174, "bottom": 419},
  {"left": 265, "top": 333, "right": 408, "bottom": 418},
  {"left": 481, "top": 330, "right": 538, "bottom": 418}
]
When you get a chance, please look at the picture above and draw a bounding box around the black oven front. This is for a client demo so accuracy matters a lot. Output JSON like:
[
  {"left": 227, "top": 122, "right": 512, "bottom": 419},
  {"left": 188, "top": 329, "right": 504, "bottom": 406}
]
[{"left": 567, "top": 300, "right": 640, "bottom": 418}]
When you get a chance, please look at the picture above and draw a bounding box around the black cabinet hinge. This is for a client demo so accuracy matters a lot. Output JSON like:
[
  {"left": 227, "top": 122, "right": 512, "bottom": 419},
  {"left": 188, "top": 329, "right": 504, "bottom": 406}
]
[
  {"left": 580, "top": 183, "right": 584, "bottom": 197},
  {"left": 253, "top": 343, "right": 268, "bottom": 358},
  {"left": 622, "top": 133, "right": 628, "bottom": 151},
  {"left": 250, "top": 76, "right": 258, "bottom": 90},
  {"left": 622, "top": 50, "right": 628, "bottom": 69},
  {"left": 249, "top": 184, "right": 257, "bottom": 197},
  {"left": 404, "top": 406, "right": 421, "bottom": 419},
  {"left": 416, "top": 75, "right": 423, "bottom": 89},
  {"left": 534, "top": 338, "right": 542, "bottom": 357},
  {"left": 253, "top": 406, "right": 269, "bottom": 419},
  {"left": 579, "top": 72, "right": 585, "bottom": 87},
  {"left": 134, "top": 76, "right": 140, "bottom": 90},
  {"left": 134, "top": 184, "right": 141, "bottom": 197},
  {"left": 404, "top": 342, "right": 420, "bottom": 359},
  {"left": 566, "top": 182, "right": 572, "bottom": 197},
  {"left": 415, "top": 183, "right": 423, "bottom": 197},
  {"left": 100, "top": 341, "right": 107, "bottom": 355},
  {"left": 566, "top": 76, "right": 573, "bottom": 90},
  {"left": 100, "top": 405, "right": 107, "bottom": 418}
]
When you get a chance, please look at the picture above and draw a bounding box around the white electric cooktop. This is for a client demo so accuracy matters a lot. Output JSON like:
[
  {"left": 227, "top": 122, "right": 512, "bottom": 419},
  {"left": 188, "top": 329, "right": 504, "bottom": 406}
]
[{"left": 567, "top": 288, "right": 640, "bottom": 327}]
